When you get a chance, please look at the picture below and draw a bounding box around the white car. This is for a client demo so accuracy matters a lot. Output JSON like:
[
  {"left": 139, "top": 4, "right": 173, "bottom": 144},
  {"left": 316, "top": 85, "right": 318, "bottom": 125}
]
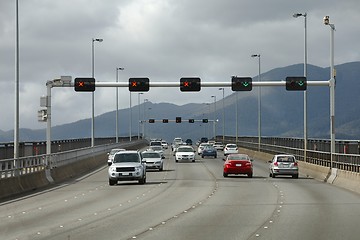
[
  {"left": 224, "top": 144, "right": 238, "bottom": 156},
  {"left": 107, "top": 148, "right": 126, "bottom": 166},
  {"left": 141, "top": 150, "right": 164, "bottom": 171},
  {"left": 175, "top": 146, "right": 195, "bottom": 162},
  {"left": 161, "top": 140, "right": 169, "bottom": 149},
  {"left": 149, "top": 146, "right": 164, "bottom": 158},
  {"left": 197, "top": 143, "right": 211, "bottom": 155},
  {"left": 213, "top": 142, "right": 224, "bottom": 151}
]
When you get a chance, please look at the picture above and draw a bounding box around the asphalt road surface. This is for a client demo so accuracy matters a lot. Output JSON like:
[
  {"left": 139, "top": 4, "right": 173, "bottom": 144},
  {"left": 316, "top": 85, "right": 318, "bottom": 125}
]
[{"left": 2, "top": 148, "right": 360, "bottom": 240}]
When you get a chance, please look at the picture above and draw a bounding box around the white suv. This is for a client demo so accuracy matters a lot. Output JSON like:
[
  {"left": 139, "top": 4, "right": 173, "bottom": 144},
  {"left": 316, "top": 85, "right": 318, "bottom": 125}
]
[{"left": 108, "top": 150, "right": 146, "bottom": 185}]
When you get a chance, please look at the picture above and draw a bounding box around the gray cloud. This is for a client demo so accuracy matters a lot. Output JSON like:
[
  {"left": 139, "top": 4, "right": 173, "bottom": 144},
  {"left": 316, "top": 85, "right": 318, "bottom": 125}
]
[{"left": 1, "top": 0, "right": 359, "bottom": 131}]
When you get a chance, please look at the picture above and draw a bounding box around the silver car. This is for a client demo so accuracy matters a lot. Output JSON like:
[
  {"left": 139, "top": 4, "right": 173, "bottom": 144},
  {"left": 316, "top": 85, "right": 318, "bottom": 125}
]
[
  {"left": 108, "top": 150, "right": 146, "bottom": 185},
  {"left": 269, "top": 154, "right": 299, "bottom": 178},
  {"left": 142, "top": 150, "right": 164, "bottom": 171},
  {"left": 107, "top": 148, "right": 126, "bottom": 166}
]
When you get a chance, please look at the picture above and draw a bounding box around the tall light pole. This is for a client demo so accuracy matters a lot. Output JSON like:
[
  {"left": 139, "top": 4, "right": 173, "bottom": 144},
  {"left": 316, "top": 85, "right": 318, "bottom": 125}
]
[
  {"left": 129, "top": 92, "right": 132, "bottom": 141},
  {"left": 235, "top": 91, "right": 239, "bottom": 145},
  {"left": 251, "top": 54, "right": 261, "bottom": 151},
  {"left": 143, "top": 99, "right": 148, "bottom": 139},
  {"left": 211, "top": 95, "right": 216, "bottom": 140},
  {"left": 218, "top": 88, "right": 225, "bottom": 144},
  {"left": 91, "top": 38, "right": 103, "bottom": 147},
  {"left": 324, "top": 16, "right": 336, "bottom": 169},
  {"left": 115, "top": 67, "right": 124, "bottom": 143},
  {"left": 14, "top": 0, "right": 19, "bottom": 160},
  {"left": 138, "top": 93, "right": 143, "bottom": 139},
  {"left": 293, "top": 12, "right": 308, "bottom": 162}
]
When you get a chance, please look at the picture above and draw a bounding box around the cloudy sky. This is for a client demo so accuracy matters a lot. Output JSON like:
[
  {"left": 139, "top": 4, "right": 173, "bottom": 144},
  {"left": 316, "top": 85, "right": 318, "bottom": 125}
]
[{"left": 1, "top": 0, "right": 359, "bottom": 131}]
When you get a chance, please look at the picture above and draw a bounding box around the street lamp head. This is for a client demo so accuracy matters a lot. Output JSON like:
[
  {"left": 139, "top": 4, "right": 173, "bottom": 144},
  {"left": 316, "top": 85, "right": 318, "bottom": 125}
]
[
  {"left": 323, "top": 16, "right": 330, "bottom": 25},
  {"left": 293, "top": 13, "right": 306, "bottom": 18},
  {"left": 117, "top": 67, "right": 124, "bottom": 70},
  {"left": 93, "top": 38, "right": 103, "bottom": 42},
  {"left": 218, "top": 88, "right": 224, "bottom": 90},
  {"left": 251, "top": 54, "right": 260, "bottom": 58}
]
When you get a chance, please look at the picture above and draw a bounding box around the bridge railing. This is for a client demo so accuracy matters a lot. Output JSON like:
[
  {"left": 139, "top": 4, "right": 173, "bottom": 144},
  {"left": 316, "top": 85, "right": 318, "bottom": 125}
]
[
  {"left": 233, "top": 137, "right": 360, "bottom": 173},
  {"left": 0, "top": 140, "right": 146, "bottom": 179}
]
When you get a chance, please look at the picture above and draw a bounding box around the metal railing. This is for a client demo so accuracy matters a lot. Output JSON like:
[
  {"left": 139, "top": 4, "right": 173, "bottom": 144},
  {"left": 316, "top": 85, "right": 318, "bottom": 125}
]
[
  {"left": 232, "top": 137, "right": 360, "bottom": 173},
  {"left": 0, "top": 140, "right": 146, "bottom": 179}
]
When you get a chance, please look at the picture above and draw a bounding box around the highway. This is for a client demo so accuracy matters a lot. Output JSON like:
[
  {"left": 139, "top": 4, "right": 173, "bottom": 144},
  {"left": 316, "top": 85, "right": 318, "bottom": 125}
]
[{"left": 2, "top": 148, "right": 360, "bottom": 240}]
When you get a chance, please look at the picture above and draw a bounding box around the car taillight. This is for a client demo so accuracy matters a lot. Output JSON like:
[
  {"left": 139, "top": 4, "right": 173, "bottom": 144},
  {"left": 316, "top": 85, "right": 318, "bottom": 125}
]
[
  {"left": 274, "top": 162, "right": 278, "bottom": 166},
  {"left": 293, "top": 162, "right": 298, "bottom": 166}
]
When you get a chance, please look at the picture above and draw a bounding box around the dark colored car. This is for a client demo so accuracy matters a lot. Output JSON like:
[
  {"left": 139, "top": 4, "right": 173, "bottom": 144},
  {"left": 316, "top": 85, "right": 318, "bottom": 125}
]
[
  {"left": 200, "top": 137, "right": 208, "bottom": 143},
  {"left": 223, "top": 154, "right": 253, "bottom": 178},
  {"left": 185, "top": 139, "right": 193, "bottom": 145},
  {"left": 201, "top": 146, "right": 217, "bottom": 158}
]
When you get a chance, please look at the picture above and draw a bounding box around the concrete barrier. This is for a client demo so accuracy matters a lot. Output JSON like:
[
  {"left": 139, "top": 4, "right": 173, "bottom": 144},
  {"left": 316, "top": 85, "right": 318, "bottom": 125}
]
[
  {"left": 239, "top": 147, "right": 360, "bottom": 195},
  {"left": 0, "top": 141, "right": 148, "bottom": 201}
]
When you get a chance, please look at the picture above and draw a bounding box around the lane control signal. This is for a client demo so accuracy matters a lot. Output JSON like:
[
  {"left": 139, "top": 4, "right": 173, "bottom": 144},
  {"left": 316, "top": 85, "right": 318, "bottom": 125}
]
[
  {"left": 176, "top": 117, "right": 182, "bottom": 123},
  {"left": 231, "top": 76, "right": 252, "bottom": 91},
  {"left": 74, "top": 78, "right": 95, "bottom": 92},
  {"left": 129, "top": 78, "right": 150, "bottom": 92},
  {"left": 286, "top": 76, "right": 307, "bottom": 91},
  {"left": 180, "top": 77, "right": 201, "bottom": 92}
]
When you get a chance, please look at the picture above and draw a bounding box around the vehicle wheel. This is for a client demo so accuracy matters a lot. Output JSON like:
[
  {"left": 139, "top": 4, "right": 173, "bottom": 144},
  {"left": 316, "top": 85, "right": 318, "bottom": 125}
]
[
  {"left": 292, "top": 174, "right": 299, "bottom": 179},
  {"left": 192, "top": 160, "right": 195, "bottom": 162},
  {"left": 214, "top": 155, "right": 217, "bottom": 158},
  {"left": 269, "top": 172, "right": 272, "bottom": 177},
  {"left": 248, "top": 173, "right": 253, "bottom": 178},
  {"left": 139, "top": 176, "right": 146, "bottom": 184},
  {"left": 109, "top": 179, "right": 116, "bottom": 186},
  {"left": 223, "top": 172, "right": 228, "bottom": 177},
  {"left": 159, "top": 165, "right": 163, "bottom": 171},
  {"left": 175, "top": 160, "right": 178, "bottom": 163},
  {"left": 272, "top": 173, "right": 276, "bottom": 178},
  {"left": 201, "top": 155, "right": 204, "bottom": 158}
]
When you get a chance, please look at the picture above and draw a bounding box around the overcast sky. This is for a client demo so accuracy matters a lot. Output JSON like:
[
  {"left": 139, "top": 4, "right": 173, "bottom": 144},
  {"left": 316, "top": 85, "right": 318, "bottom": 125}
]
[{"left": 1, "top": 0, "right": 359, "bottom": 131}]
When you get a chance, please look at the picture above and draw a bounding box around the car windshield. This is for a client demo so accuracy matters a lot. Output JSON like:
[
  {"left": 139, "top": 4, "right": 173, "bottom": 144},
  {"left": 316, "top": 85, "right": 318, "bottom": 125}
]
[
  {"left": 177, "top": 147, "right": 193, "bottom": 152},
  {"left": 151, "top": 146, "right": 162, "bottom": 151},
  {"left": 228, "top": 155, "right": 249, "bottom": 160},
  {"left": 142, "top": 152, "right": 161, "bottom": 158},
  {"left": 113, "top": 153, "right": 140, "bottom": 163},
  {"left": 227, "top": 144, "right": 237, "bottom": 148},
  {"left": 277, "top": 156, "right": 295, "bottom": 162}
]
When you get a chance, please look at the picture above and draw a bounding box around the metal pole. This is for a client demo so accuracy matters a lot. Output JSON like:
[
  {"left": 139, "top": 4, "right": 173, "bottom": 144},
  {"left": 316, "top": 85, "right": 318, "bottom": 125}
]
[
  {"left": 138, "top": 93, "right": 143, "bottom": 139},
  {"left": 116, "top": 68, "right": 118, "bottom": 143},
  {"left": 329, "top": 22, "right": 336, "bottom": 169},
  {"left": 293, "top": 12, "right": 308, "bottom": 162},
  {"left": 258, "top": 55, "right": 261, "bottom": 152},
  {"left": 91, "top": 38, "right": 103, "bottom": 147},
  {"left": 129, "top": 92, "right": 132, "bottom": 141},
  {"left": 14, "top": 0, "right": 19, "bottom": 161},
  {"left": 219, "top": 88, "right": 225, "bottom": 144},
  {"left": 211, "top": 95, "right": 216, "bottom": 140},
  {"left": 46, "top": 83, "right": 51, "bottom": 157},
  {"left": 91, "top": 39, "right": 95, "bottom": 147},
  {"left": 235, "top": 92, "right": 238, "bottom": 145}
]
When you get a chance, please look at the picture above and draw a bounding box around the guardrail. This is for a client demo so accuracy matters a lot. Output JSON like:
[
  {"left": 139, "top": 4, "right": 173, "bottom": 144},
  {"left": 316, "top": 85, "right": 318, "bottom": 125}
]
[
  {"left": 0, "top": 140, "right": 146, "bottom": 179},
  {"left": 228, "top": 137, "right": 360, "bottom": 173}
]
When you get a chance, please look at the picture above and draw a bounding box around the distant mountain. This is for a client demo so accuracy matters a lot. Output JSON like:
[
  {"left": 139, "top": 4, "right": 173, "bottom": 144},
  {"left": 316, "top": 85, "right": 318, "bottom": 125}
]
[{"left": 1, "top": 61, "right": 360, "bottom": 142}]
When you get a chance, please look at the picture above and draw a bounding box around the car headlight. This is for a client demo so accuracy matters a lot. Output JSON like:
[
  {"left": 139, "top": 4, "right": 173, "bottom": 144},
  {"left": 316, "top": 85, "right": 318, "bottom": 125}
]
[{"left": 109, "top": 166, "right": 116, "bottom": 172}]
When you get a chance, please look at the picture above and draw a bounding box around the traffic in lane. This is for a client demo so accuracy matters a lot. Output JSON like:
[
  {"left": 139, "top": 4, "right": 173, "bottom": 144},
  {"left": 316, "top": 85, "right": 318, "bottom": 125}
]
[{"left": 1, "top": 145, "right": 360, "bottom": 240}]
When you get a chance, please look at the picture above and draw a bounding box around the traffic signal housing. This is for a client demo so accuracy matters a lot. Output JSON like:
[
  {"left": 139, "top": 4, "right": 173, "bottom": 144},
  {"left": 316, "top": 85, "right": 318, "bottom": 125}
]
[
  {"left": 180, "top": 77, "right": 201, "bottom": 92},
  {"left": 286, "top": 76, "right": 307, "bottom": 91},
  {"left": 129, "top": 78, "right": 150, "bottom": 92},
  {"left": 202, "top": 119, "right": 208, "bottom": 123},
  {"left": 176, "top": 117, "right": 182, "bottom": 123},
  {"left": 188, "top": 119, "right": 195, "bottom": 123},
  {"left": 149, "top": 119, "right": 155, "bottom": 123},
  {"left": 162, "top": 119, "right": 168, "bottom": 123},
  {"left": 231, "top": 76, "right": 252, "bottom": 91},
  {"left": 74, "top": 78, "right": 95, "bottom": 92}
]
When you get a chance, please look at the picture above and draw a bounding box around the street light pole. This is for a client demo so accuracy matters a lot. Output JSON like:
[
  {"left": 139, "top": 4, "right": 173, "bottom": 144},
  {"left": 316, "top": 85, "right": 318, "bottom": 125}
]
[
  {"left": 116, "top": 67, "right": 124, "bottom": 143},
  {"left": 129, "top": 92, "right": 132, "bottom": 141},
  {"left": 14, "top": 0, "right": 19, "bottom": 160},
  {"left": 251, "top": 54, "right": 261, "bottom": 151},
  {"left": 219, "top": 88, "right": 225, "bottom": 144},
  {"left": 143, "top": 99, "right": 148, "bottom": 139},
  {"left": 235, "top": 92, "right": 239, "bottom": 145},
  {"left": 293, "top": 12, "right": 308, "bottom": 162},
  {"left": 211, "top": 95, "right": 216, "bottom": 140},
  {"left": 324, "top": 16, "right": 336, "bottom": 169},
  {"left": 91, "top": 38, "right": 103, "bottom": 147},
  {"left": 138, "top": 93, "right": 143, "bottom": 139}
]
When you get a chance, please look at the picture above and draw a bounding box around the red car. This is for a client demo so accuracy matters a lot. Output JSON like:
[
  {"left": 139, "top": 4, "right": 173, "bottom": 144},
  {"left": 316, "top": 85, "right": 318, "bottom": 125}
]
[{"left": 223, "top": 154, "right": 253, "bottom": 178}]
